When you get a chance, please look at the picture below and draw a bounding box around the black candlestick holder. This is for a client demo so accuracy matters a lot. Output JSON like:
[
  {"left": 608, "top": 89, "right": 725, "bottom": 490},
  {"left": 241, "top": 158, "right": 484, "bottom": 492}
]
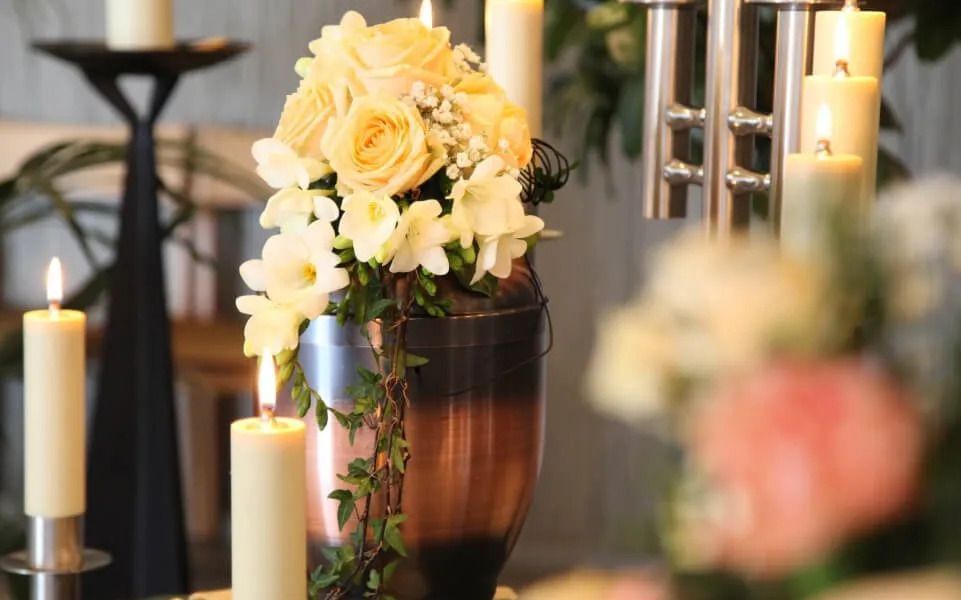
[{"left": 32, "top": 40, "right": 249, "bottom": 599}]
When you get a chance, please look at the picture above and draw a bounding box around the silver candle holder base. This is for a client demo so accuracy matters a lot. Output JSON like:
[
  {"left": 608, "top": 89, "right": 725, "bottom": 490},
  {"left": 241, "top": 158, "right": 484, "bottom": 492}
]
[{"left": 1, "top": 516, "right": 111, "bottom": 600}]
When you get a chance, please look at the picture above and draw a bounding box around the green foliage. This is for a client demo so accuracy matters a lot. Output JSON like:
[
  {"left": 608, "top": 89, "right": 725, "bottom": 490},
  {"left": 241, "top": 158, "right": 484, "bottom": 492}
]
[
  {"left": 913, "top": 0, "right": 961, "bottom": 60},
  {"left": 297, "top": 269, "right": 416, "bottom": 599}
]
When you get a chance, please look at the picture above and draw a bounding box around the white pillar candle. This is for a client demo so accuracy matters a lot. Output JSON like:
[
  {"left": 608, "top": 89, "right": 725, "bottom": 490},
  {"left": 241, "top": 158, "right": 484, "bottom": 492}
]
[
  {"left": 813, "top": 1, "right": 886, "bottom": 79},
  {"left": 23, "top": 258, "right": 86, "bottom": 518},
  {"left": 231, "top": 354, "right": 307, "bottom": 600},
  {"left": 106, "top": 0, "right": 175, "bottom": 50},
  {"left": 801, "top": 20, "right": 880, "bottom": 207},
  {"left": 485, "top": 0, "right": 544, "bottom": 138},
  {"left": 782, "top": 106, "right": 864, "bottom": 257}
]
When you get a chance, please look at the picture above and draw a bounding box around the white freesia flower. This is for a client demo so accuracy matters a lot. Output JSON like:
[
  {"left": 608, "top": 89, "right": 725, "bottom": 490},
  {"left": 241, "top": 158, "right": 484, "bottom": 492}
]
[
  {"left": 449, "top": 155, "right": 523, "bottom": 247},
  {"left": 339, "top": 191, "right": 401, "bottom": 262},
  {"left": 872, "top": 175, "right": 961, "bottom": 411},
  {"left": 260, "top": 188, "right": 339, "bottom": 233},
  {"left": 586, "top": 230, "right": 827, "bottom": 424},
  {"left": 252, "top": 138, "right": 331, "bottom": 190},
  {"left": 236, "top": 295, "right": 303, "bottom": 358},
  {"left": 386, "top": 200, "right": 451, "bottom": 275},
  {"left": 587, "top": 304, "right": 676, "bottom": 422},
  {"left": 471, "top": 213, "right": 543, "bottom": 284},
  {"left": 240, "top": 220, "right": 348, "bottom": 320}
]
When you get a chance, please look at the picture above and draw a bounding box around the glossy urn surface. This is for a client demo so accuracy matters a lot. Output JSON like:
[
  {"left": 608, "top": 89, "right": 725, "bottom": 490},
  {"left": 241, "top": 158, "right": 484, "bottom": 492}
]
[{"left": 279, "top": 267, "right": 547, "bottom": 599}]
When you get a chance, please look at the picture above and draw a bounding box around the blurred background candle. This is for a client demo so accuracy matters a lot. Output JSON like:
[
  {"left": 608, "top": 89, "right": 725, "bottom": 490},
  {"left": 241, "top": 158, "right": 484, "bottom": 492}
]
[
  {"left": 230, "top": 353, "right": 307, "bottom": 600},
  {"left": 106, "top": 0, "right": 175, "bottom": 50},
  {"left": 782, "top": 105, "right": 864, "bottom": 257},
  {"left": 813, "top": 0, "right": 886, "bottom": 79},
  {"left": 23, "top": 257, "right": 87, "bottom": 518},
  {"left": 485, "top": 0, "right": 544, "bottom": 137},
  {"left": 801, "top": 19, "right": 880, "bottom": 207},
  {"left": 419, "top": 0, "right": 433, "bottom": 28}
]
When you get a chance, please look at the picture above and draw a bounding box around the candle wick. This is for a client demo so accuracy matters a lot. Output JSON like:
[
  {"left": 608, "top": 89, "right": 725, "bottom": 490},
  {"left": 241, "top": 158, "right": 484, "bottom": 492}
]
[
  {"left": 833, "top": 59, "right": 850, "bottom": 79},
  {"left": 842, "top": 0, "right": 859, "bottom": 11},
  {"left": 261, "top": 405, "right": 276, "bottom": 428},
  {"left": 49, "top": 300, "right": 61, "bottom": 318},
  {"left": 815, "top": 139, "right": 833, "bottom": 158}
]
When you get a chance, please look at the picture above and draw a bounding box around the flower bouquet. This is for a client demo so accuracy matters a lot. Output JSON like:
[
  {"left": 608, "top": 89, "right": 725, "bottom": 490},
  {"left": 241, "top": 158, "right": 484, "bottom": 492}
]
[
  {"left": 237, "top": 11, "right": 569, "bottom": 600},
  {"left": 588, "top": 177, "right": 961, "bottom": 598}
]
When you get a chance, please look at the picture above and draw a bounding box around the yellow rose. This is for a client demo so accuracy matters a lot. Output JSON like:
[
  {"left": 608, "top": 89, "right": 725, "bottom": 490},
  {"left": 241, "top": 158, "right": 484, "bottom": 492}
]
[
  {"left": 455, "top": 73, "right": 533, "bottom": 169},
  {"left": 496, "top": 103, "right": 534, "bottom": 169},
  {"left": 273, "top": 79, "right": 349, "bottom": 161},
  {"left": 308, "top": 11, "right": 455, "bottom": 97},
  {"left": 322, "top": 92, "right": 445, "bottom": 197}
]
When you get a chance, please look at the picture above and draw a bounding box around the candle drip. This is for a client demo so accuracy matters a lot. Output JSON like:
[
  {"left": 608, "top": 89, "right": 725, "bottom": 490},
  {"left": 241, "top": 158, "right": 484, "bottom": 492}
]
[
  {"left": 815, "top": 139, "right": 833, "bottom": 158},
  {"left": 833, "top": 60, "right": 851, "bottom": 79}
]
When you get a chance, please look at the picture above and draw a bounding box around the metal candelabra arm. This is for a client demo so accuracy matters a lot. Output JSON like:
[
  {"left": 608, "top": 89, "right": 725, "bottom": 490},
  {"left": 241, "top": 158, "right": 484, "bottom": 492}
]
[{"left": 626, "top": 0, "right": 844, "bottom": 236}]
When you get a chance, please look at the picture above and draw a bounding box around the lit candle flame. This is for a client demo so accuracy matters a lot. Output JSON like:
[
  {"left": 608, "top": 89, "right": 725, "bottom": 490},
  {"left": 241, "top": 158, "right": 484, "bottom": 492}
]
[
  {"left": 816, "top": 104, "right": 833, "bottom": 142},
  {"left": 419, "top": 0, "right": 433, "bottom": 28},
  {"left": 834, "top": 17, "right": 851, "bottom": 68},
  {"left": 46, "top": 257, "right": 63, "bottom": 312},
  {"left": 258, "top": 352, "right": 277, "bottom": 422}
]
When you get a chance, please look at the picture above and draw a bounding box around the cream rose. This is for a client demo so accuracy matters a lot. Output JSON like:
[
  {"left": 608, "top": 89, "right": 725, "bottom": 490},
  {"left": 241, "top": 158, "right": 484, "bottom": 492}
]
[
  {"left": 496, "top": 103, "right": 534, "bottom": 169},
  {"left": 274, "top": 79, "right": 349, "bottom": 161},
  {"left": 322, "top": 92, "right": 445, "bottom": 197},
  {"left": 455, "top": 73, "right": 533, "bottom": 169},
  {"left": 308, "top": 11, "right": 455, "bottom": 97}
]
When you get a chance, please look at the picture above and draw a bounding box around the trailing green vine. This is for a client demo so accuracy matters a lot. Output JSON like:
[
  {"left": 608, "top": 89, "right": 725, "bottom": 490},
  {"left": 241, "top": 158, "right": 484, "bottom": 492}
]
[{"left": 277, "top": 264, "right": 457, "bottom": 599}]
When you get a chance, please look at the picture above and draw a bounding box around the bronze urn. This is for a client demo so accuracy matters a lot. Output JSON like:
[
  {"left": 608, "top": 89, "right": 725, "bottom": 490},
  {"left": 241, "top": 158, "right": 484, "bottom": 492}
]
[{"left": 279, "top": 262, "right": 548, "bottom": 599}]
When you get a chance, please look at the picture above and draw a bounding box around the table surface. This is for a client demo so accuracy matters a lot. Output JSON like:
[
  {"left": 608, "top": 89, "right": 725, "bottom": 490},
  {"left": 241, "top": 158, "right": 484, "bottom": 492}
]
[{"left": 148, "top": 587, "right": 519, "bottom": 600}]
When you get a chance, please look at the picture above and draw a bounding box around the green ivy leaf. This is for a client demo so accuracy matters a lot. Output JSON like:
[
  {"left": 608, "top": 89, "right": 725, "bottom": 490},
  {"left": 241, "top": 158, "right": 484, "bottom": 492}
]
[
  {"left": 328, "top": 489, "right": 355, "bottom": 530},
  {"left": 383, "top": 559, "right": 401, "bottom": 584},
  {"left": 320, "top": 546, "right": 339, "bottom": 563},
  {"left": 405, "top": 353, "right": 429, "bottom": 368},
  {"left": 275, "top": 348, "right": 296, "bottom": 366},
  {"left": 315, "top": 397, "right": 329, "bottom": 430},
  {"left": 279, "top": 361, "right": 295, "bottom": 386},
  {"left": 293, "top": 383, "right": 310, "bottom": 417},
  {"left": 368, "top": 298, "right": 396, "bottom": 321},
  {"left": 384, "top": 514, "right": 408, "bottom": 557},
  {"left": 391, "top": 444, "right": 407, "bottom": 474},
  {"left": 367, "top": 569, "right": 381, "bottom": 591}
]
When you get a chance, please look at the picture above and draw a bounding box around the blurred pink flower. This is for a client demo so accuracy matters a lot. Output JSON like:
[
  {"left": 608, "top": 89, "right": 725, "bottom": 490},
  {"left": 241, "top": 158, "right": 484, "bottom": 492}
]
[{"left": 688, "top": 360, "right": 923, "bottom": 578}]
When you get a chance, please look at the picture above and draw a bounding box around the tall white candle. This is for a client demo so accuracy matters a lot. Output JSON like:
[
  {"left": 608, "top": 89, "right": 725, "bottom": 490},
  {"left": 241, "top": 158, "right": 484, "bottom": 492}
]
[
  {"left": 231, "top": 354, "right": 307, "bottom": 600},
  {"left": 23, "top": 258, "right": 86, "bottom": 518},
  {"left": 813, "top": 1, "right": 886, "bottom": 79},
  {"left": 106, "top": 0, "right": 175, "bottom": 50},
  {"left": 485, "top": 0, "right": 544, "bottom": 138},
  {"left": 782, "top": 105, "right": 864, "bottom": 257},
  {"left": 801, "top": 19, "right": 880, "bottom": 207}
]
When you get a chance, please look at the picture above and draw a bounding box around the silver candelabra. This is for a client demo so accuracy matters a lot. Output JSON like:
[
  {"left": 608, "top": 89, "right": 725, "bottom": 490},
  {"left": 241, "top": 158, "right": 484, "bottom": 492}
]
[
  {"left": 1, "top": 516, "right": 110, "bottom": 600},
  {"left": 629, "top": 0, "right": 844, "bottom": 236}
]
